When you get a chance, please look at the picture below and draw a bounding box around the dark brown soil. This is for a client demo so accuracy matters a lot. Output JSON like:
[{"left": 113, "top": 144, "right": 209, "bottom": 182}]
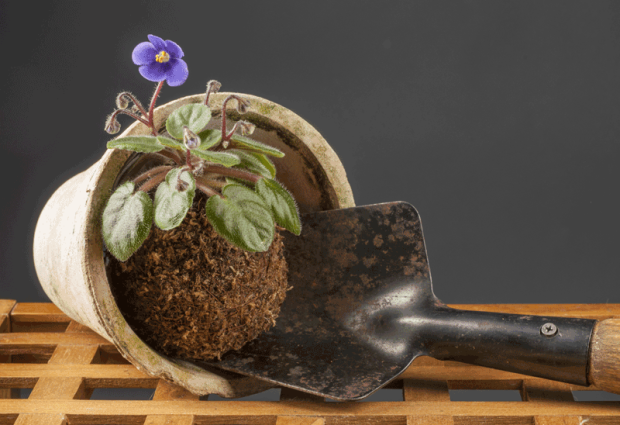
[{"left": 106, "top": 193, "right": 289, "bottom": 361}]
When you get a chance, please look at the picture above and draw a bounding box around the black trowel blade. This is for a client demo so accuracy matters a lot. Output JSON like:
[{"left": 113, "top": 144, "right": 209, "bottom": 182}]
[{"left": 194, "top": 202, "right": 435, "bottom": 401}]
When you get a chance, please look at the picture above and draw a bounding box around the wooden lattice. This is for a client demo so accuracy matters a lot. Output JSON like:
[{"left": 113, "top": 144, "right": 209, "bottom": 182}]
[{"left": 1, "top": 300, "right": 619, "bottom": 424}]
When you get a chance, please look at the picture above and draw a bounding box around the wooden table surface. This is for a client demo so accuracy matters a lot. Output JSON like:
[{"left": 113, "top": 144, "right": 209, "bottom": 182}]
[{"left": 1, "top": 300, "right": 619, "bottom": 425}]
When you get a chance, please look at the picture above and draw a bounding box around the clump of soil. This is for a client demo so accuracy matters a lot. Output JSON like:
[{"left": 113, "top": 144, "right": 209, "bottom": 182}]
[{"left": 107, "top": 193, "right": 289, "bottom": 360}]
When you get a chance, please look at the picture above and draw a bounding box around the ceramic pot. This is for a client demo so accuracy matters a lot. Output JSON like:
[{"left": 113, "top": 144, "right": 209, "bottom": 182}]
[{"left": 33, "top": 93, "right": 355, "bottom": 397}]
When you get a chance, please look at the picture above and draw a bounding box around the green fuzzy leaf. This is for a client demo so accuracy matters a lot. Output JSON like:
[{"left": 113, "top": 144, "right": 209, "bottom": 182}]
[
  {"left": 205, "top": 184, "right": 275, "bottom": 252},
  {"left": 256, "top": 178, "right": 301, "bottom": 235},
  {"left": 230, "top": 134, "right": 285, "bottom": 158},
  {"left": 197, "top": 129, "right": 223, "bottom": 150},
  {"left": 107, "top": 136, "right": 165, "bottom": 153},
  {"left": 158, "top": 136, "right": 185, "bottom": 151},
  {"left": 226, "top": 177, "right": 254, "bottom": 188},
  {"left": 191, "top": 149, "right": 241, "bottom": 167},
  {"left": 227, "top": 149, "right": 275, "bottom": 179},
  {"left": 154, "top": 168, "right": 196, "bottom": 230},
  {"left": 166, "top": 104, "right": 212, "bottom": 140},
  {"left": 253, "top": 153, "right": 277, "bottom": 178},
  {"left": 102, "top": 181, "right": 154, "bottom": 262}
]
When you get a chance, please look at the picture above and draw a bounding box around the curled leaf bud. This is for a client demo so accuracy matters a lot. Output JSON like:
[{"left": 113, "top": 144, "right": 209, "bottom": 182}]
[
  {"left": 204, "top": 80, "right": 222, "bottom": 106},
  {"left": 183, "top": 126, "right": 200, "bottom": 150},
  {"left": 131, "top": 105, "right": 141, "bottom": 114},
  {"left": 236, "top": 97, "right": 251, "bottom": 114},
  {"left": 104, "top": 113, "right": 121, "bottom": 134},
  {"left": 206, "top": 80, "right": 222, "bottom": 94},
  {"left": 115, "top": 93, "right": 131, "bottom": 110},
  {"left": 238, "top": 120, "right": 256, "bottom": 136}
]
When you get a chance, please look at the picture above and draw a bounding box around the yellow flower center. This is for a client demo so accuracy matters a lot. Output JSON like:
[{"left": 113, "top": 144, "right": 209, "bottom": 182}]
[{"left": 155, "top": 51, "right": 170, "bottom": 63}]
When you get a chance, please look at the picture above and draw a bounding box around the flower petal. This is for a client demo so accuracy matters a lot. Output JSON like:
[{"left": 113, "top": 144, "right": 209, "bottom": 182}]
[
  {"left": 147, "top": 35, "right": 166, "bottom": 51},
  {"left": 139, "top": 62, "right": 167, "bottom": 82},
  {"left": 132, "top": 42, "right": 157, "bottom": 65},
  {"left": 164, "top": 58, "right": 188, "bottom": 87},
  {"left": 164, "top": 39, "right": 184, "bottom": 59}
]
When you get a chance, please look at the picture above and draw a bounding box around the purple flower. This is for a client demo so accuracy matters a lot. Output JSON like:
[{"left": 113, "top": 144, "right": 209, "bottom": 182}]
[{"left": 132, "top": 35, "right": 188, "bottom": 87}]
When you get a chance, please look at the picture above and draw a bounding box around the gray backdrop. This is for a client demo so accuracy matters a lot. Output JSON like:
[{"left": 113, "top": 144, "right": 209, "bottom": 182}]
[{"left": 1, "top": 0, "right": 620, "bottom": 401}]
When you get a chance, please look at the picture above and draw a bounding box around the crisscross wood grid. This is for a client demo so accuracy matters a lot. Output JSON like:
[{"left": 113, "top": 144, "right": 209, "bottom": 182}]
[{"left": 1, "top": 300, "right": 619, "bottom": 425}]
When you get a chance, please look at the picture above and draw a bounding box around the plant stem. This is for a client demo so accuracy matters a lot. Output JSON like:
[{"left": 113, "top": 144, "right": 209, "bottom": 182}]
[
  {"left": 148, "top": 81, "right": 165, "bottom": 136},
  {"left": 137, "top": 168, "right": 168, "bottom": 193},
  {"left": 185, "top": 149, "right": 194, "bottom": 170},
  {"left": 156, "top": 148, "right": 184, "bottom": 165},
  {"left": 133, "top": 165, "right": 172, "bottom": 185},
  {"left": 196, "top": 179, "right": 223, "bottom": 198},
  {"left": 112, "top": 109, "right": 150, "bottom": 128},
  {"left": 204, "top": 165, "right": 262, "bottom": 183},
  {"left": 225, "top": 121, "right": 241, "bottom": 140},
  {"left": 199, "top": 176, "right": 227, "bottom": 189},
  {"left": 118, "top": 92, "right": 148, "bottom": 118},
  {"left": 219, "top": 94, "right": 245, "bottom": 144}
]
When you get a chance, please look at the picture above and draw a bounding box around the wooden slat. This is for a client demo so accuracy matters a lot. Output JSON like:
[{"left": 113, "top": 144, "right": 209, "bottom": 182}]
[
  {"left": 0, "top": 332, "right": 110, "bottom": 346},
  {"left": 0, "top": 363, "right": 155, "bottom": 385},
  {"left": 403, "top": 379, "right": 450, "bottom": 402},
  {"left": 28, "top": 378, "right": 89, "bottom": 400},
  {"left": 143, "top": 416, "right": 194, "bottom": 425},
  {"left": 152, "top": 380, "right": 199, "bottom": 401},
  {"left": 276, "top": 417, "right": 325, "bottom": 425},
  {"left": 63, "top": 322, "right": 94, "bottom": 333},
  {"left": 10, "top": 304, "right": 68, "bottom": 323},
  {"left": 401, "top": 367, "right": 589, "bottom": 391},
  {"left": 404, "top": 379, "right": 453, "bottom": 425},
  {"left": 524, "top": 380, "right": 575, "bottom": 403},
  {"left": 0, "top": 301, "right": 16, "bottom": 317},
  {"left": 16, "top": 320, "right": 102, "bottom": 425},
  {"left": 0, "top": 300, "right": 16, "bottom": 335},
  {"left": 144, "top": 380, "right": 197, "bottom": 425},
  {"left": 448, "top": 304, "right": 620, "bottom": 319},
  {"left": 48, "top": 345, "right": 100, "bottom": 365},
  {"left": 525, "top": 381, "right": 581, "bottom": 425},
  {"left": 534, "top": 417, "right": 582, "bottom": 425},
  {"left": 0, "top": 400, "right": 618, "bottom": 418},
  {"left": 0, "top": 363, "right": 591, "bottom": 393},
  {"left": 407, "top": 417, "right": 453, "bottom": 425},
  {"left": 13, "top": 413, "right": 66, "bottom": 425},
  {"left": 0, "top": 301, "right": 16, "bottom": 372}
]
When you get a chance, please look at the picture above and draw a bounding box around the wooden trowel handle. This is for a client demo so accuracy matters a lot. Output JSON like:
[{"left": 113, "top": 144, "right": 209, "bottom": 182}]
[{"left": 588, "top": 318, "right": 620, "bottom": 394}]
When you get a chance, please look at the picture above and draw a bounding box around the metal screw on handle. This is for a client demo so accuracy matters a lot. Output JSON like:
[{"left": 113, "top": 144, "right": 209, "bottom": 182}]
[{"left": 541, "top": 322, "right": 558, "bottom": 337}]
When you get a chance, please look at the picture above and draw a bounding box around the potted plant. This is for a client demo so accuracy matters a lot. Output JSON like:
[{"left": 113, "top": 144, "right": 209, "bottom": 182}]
[
  {"left": 33, "top": 35, "right": 355, "bottom": 397},
  {"left": 102, "top": 34, "right": 303, "bottom": 361}
]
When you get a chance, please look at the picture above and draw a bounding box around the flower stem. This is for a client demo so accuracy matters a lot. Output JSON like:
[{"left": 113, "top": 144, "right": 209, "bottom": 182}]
[
  {"left": 111, "top": 109, "right": 150, "bottom": 128},
  {"left": 204, "top": 164, "right": 262, "bottom": 183},
  {"left": 219, "top": 94, "right": 245, "bottom": 144},
  {"left": 148, "top": 81, "right": 165, "bottom": 136},
  {"left": 225, "top": 121, "right": 242, "bottom": 140},
  {"left": 118, "top": 92, "right": 148, "bottom": 118},
  {"left": 133, "top": 165, "right": 172, "bottom": 185},
  {"left": 185, "top": 149, "right": 194, "bottom": 171}
]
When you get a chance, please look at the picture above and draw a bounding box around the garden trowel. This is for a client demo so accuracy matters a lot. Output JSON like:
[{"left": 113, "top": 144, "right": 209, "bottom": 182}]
[{"left": 195, "top": 202, "right": 620, "bottom": 400}]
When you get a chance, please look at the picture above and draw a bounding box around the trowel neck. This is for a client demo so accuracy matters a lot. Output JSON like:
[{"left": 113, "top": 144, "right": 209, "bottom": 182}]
[{"left": 419, "top": 305, "right": 596, "bottom": 387}]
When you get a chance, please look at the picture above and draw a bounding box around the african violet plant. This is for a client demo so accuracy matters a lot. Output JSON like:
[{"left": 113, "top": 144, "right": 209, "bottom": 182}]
[{"left": 102, "top": 35, "right": 301, "bottom": 262}]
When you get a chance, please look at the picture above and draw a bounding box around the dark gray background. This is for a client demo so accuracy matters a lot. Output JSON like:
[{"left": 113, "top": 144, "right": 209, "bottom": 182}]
[
  {"left": 3, "top": 0, "right": 619, "bottom": 305},
  {"left": 2, "top": 0, "right": 620, "bottom": 404}
]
